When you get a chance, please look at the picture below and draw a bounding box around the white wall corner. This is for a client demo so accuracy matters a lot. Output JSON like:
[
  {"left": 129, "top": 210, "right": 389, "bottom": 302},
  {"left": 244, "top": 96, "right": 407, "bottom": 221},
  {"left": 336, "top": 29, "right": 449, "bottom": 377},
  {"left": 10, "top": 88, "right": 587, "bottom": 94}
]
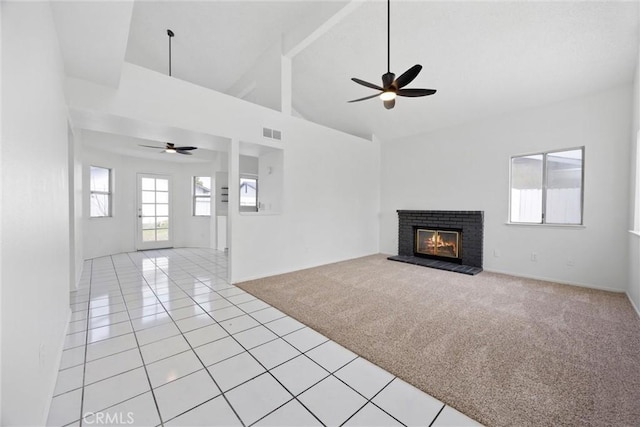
[{"left": 627, "top": 291, "right": 640, "bottom": 319}]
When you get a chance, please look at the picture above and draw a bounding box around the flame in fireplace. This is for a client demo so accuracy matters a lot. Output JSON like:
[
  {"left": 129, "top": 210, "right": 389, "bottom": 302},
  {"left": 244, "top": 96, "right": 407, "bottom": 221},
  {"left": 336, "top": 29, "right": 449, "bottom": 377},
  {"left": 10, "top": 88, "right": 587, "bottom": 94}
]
[
  {"left": 416, "top": 229, "right": 459, "bottom": 258},
  {"left": 433, "top": 234, "right": 456, "bottom": 254}
]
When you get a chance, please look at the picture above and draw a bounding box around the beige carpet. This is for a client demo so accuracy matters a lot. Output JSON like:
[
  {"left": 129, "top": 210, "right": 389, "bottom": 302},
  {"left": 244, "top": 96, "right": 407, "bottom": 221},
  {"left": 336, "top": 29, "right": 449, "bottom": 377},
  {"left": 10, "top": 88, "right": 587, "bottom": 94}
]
[{"left": 236, "top": 254, "right": 640, "bottom": 427}]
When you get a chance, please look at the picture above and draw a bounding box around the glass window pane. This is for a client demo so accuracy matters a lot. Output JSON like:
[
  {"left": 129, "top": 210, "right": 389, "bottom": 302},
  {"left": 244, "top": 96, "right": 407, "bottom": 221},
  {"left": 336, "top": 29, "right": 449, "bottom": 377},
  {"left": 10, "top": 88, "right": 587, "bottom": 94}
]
[
  {"left": 510, "top": 154, "right": 543, "bottom": 223},
  {"left": 156, "top": 217, "right": 169, "bottom": 229},
  {"left": 156, "top": 179, "right": 168, "bottom": 191},
  {"left": 156, "top": 192, "right": 169, "bottom": 203},
  {"left": 90, "top": 193, "right": 110, "bottom": 217},
  {"left": 142, "top": 204, "right": 155, "bottom": 217},
  {"left": 156, "top": 229, "right": 169, "bottom": 241},
  {"left": 195, "top": 198, "right": 211, "bottom": 216},
  {"left": 142, "top": 217, "right": 155, "bottom": 230},
  {"left": 240, "top": 177, "right": 257, "bottom": 207},
  {"left": 90, "top": 167, "right": 110, "bottom": 192},
  {"left": 142, "top": 191, "right": 155, "bottom": 203},
  {"left": 156, "top": 204, "right": 169, "bottom": 216},
  {"left": 194, "top": 177, "right": 211, "bottom": 195},
  {"left": 546, "top": 149, "right": 583, "bottom": 224},
  {"left": 142, "top": 230, "right": 156, "bottom": 242},
  {"left": 142, "top": 178, "right": 155, "bottom": 191}
]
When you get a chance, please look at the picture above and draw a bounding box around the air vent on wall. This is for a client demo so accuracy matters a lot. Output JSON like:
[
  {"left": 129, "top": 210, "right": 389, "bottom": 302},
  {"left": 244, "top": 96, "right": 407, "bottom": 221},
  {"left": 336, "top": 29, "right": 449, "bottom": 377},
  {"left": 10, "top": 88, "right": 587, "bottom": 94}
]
[{"left": 262, "top": 127, "right": 282, "bottom": 141}]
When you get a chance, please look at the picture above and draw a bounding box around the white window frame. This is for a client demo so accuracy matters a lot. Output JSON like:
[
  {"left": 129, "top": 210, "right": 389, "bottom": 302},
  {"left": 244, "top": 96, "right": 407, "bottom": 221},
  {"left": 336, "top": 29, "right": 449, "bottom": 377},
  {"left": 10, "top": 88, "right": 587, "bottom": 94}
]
[
  {"left": 90, "top": 165, "right": 112, "bottom": 218},
  {"left": 192, "top": 176, "right": 212, "bottom": 217},
  {"left": 509, "top": 147, "right": 585, "bottom": 225}
]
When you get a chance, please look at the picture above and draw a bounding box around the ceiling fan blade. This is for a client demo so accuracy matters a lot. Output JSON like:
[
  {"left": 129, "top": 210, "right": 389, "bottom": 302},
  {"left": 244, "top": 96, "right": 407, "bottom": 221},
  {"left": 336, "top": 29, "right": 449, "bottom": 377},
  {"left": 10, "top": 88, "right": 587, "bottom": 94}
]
[
  {"left": 348, "top": 93, "right": 382, "bottom": 103},
  {"left": 383, "top": 99, "right": 395, "bottom": 110},
  {"left": 351, "top": 78, "right": 384, "bottom": 91},
  {"left": 394, "top": 64, "right": 422, "bottom": 89},
  {"left": 175, "top": 146, "right": 197, "bottom": 151},
  {"left": 139, "top": 144, "right": 165, "bottom": 149},
  {"left": 176, "top": 150, "right": 193, "bottom": 155},
  {"left": 396, "top": 88, "right": 437, "bottom": 97}
]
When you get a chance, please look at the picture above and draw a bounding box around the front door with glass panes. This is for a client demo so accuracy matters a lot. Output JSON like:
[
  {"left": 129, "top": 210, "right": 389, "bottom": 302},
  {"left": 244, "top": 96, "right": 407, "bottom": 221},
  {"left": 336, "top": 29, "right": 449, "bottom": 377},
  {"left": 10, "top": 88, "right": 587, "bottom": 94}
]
[{"left": 137, "top": 174, "right": 172, "bottom": 250}]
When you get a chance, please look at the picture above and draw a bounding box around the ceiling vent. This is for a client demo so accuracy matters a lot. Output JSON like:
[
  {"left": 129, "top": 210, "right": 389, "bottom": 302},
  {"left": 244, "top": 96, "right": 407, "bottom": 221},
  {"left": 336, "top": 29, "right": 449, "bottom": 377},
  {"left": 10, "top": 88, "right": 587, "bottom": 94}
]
[{"left": 263, "top": 127, "right": 282, "bottom": 141}]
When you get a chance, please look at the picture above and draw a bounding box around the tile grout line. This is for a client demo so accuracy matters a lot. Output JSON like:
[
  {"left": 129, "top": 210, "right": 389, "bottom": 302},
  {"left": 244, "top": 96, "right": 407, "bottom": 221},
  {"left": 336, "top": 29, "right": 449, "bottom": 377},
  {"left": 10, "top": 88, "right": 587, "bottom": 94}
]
[
  {"left": 159, "top": 250, "right": 348, "bottom": 426},
  {"left": 108, "top": 255, "right": 165, "bottom": 427},
  {"left": 127, "top": 250, "right": 247, "bottom": 427},
  {"left": 427, "top": 404, "right": 446, "bottom": 427},
  {"left": 140, "top": 249, "right": 325, "bottom": 426},
  {"left": 102, "top": 248, "right": 416, "bottom": 427},
  {"left": 149, "top": 249, "right": 375, "bottom": 426}
]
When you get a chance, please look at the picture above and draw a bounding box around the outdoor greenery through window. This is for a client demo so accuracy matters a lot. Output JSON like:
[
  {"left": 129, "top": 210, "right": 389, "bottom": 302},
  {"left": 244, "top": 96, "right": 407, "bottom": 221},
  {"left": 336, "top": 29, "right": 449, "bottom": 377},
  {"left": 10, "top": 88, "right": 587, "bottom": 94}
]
[
  {"left": 510, "top": 148, "right": 584, "bottom": 225},
  {"left": 90, "top": 166, "right": 112, "bottom": 217},
  {"left": 240, "top": 175, "right": 258, "bottom": 212},
  {"left": 193, "top": 176, "right": 211, "bottom": 216}
]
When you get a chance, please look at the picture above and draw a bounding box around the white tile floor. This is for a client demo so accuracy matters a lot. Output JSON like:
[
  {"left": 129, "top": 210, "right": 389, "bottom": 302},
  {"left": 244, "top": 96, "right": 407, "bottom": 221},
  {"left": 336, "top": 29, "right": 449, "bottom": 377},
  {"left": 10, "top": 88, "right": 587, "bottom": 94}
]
[{"left": 47, "top": 248, "right": 482, "bottom": 427}]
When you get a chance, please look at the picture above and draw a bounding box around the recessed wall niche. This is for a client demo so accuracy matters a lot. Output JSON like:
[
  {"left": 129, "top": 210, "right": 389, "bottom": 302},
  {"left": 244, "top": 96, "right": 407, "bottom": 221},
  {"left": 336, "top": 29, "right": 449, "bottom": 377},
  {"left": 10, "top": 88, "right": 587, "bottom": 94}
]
[{"left": 239, "top": 141, "right": 283, "bottom": 214}]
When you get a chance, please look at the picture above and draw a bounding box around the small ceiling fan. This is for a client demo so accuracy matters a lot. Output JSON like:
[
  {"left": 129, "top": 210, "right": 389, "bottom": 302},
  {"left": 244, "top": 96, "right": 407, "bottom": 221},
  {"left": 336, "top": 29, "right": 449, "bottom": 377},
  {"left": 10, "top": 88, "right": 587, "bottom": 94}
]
[
  {"left": 349, "top": 0, "right": 436, "bottom": 110},
  {"left": 139, "top": 142, "right": 197, "bottom": 155}
]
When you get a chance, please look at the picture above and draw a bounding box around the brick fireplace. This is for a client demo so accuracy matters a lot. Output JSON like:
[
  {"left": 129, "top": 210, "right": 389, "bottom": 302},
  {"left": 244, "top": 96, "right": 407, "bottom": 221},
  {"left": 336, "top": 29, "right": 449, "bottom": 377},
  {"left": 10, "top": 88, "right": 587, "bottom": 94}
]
[{"left": 388, "top": 210, "right": 484, "bottom": 275}]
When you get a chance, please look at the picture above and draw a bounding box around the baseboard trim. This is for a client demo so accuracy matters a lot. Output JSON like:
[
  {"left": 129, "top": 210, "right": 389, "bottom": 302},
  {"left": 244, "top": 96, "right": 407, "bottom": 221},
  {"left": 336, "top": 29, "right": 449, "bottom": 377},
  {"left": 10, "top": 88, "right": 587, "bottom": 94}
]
[
  {"left": 626, "top": 292, "right": 640, "bottom": 319},
  {"left": 232, "top": 252, "right": 380, "bottom": 284},
  {"left": 482, "top": 268, "right": 625, "bottom": 294}
]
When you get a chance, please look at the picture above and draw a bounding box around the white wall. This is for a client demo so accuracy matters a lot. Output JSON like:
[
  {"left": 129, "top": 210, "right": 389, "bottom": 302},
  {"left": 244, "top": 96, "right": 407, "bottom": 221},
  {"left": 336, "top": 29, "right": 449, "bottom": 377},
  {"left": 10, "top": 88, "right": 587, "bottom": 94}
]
[
  {"left": 240, "top": 154, "right": 259, "bottom": 175},
  {"left": 226, "top": 41, "right": 282, "bottom": 112},
  {"left": 628, "top": 31, "right": 640, "bottom": 314},
  {"left": 1, "top": 2, "right": 71, "bottom": 424},
  {"left": 68, "top": 126, "right": 83, "bottom": 289},
  {"left": 257, "top": 149, "right": 284, "bottom": 213},
  {"left": 380, "top": 85, "right": 632, "bottom": 292},
  {"left": 231, "top": 123, "right": 380, "bottom": 282},
  {"left": 82, "top": 136, "right": 216, "bottom": 259},
  {"left": 0, "top": 2, "right": 4, "bottom": 421},
  {"left": 66, "top": 63, "right": 380, "bottom": 283}
]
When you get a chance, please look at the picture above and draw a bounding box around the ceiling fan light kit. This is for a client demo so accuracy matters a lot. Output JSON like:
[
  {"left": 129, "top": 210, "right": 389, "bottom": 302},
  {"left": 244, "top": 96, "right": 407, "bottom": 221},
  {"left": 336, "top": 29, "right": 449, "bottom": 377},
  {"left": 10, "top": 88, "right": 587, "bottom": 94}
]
[
  {"left": 349, "top": 0, "right": 436, "bottom": 109},
  {"left": 139, "top": 142, "right": 198, "bottom": 155}
]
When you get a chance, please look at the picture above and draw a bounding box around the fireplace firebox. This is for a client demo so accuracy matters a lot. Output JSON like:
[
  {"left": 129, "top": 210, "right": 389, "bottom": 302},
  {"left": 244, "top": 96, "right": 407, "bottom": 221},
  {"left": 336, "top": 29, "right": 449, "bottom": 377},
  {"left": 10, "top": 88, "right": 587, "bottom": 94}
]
[
  {"left": 388, "top": 210, "right": 484, "bottom": 275},
  {"left": 415, "top": 228, "right": 462, "bottom": 262}
]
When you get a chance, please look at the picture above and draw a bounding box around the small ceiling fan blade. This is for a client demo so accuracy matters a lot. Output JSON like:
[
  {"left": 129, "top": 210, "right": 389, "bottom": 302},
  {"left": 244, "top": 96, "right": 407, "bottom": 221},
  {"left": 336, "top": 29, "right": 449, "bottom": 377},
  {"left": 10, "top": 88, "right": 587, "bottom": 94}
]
[
  {"left": 351, "top": 78, "right": 384, "bottom": 91},
  {"left": 175, "top": 146, "right": 197, "bottom": 151},
  {"left": 394, "top": 64, "right": 422, "bottom": 89},
  {"left": 384, "top": 99, "right": 395, "bottom": 110},
  {"left": 396, "top": 88, "right": 437, "bottom": 97},
  {"left": 348, "top": 93, "right": 382, "bottom": 103},
  {"left": 176, "top": 150, "right": 193, "bottom": 155},
  {"left": 139, "top": 144, "right": 165, "bottom": 149}
]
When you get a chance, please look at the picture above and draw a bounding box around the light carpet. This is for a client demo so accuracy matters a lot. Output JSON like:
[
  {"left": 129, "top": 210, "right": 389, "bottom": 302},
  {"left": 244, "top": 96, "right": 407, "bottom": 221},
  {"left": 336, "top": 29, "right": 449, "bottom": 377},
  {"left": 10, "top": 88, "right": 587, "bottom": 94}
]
[{"left": 236, "top": 254, "right": 640, "bottom": 426}]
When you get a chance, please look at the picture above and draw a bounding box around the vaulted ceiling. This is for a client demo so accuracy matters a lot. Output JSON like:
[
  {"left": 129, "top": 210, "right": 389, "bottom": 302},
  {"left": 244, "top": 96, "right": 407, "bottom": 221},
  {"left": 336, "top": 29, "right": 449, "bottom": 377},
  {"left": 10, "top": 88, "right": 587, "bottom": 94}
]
[{"left": 55, "top": 0, "right": 639, "bottom": 142}]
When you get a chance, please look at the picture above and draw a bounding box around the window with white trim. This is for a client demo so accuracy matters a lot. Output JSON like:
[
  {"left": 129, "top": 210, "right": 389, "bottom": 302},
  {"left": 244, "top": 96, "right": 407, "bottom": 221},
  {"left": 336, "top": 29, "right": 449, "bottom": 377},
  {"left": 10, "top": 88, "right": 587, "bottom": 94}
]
[
  {"left": 510, "top": 148, "right": 584, "bottom": 225},
  {"left": 193, "top": 176, "right": 211, "bottom": 216},
  {"left": 90, "top": 166, "right": 112, "bottom": 218}
]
